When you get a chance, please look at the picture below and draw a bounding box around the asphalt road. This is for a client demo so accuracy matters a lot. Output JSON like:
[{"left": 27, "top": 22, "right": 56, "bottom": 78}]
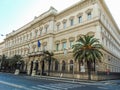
[{"left": 0, "top": 72, "right": 120, "bottom": 90}]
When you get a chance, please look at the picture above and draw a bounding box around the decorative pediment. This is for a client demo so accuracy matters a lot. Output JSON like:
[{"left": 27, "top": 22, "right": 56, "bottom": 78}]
[
  {"left": 24, "top": 47, "right": 29, "bottom": 51},
  {"left": 69, "top": 16, "right": 75, "bottom": 20},
  {"left": 21, "top": 48, "right": 23, "bottom": 52},
  {"left": 77, "top": 12, "right": 83, "bottom": 17},
  {"left": 55, "top": 40, "right": 60, "bottom": 44},
  {"left": 42, "top": 42, "right": 47, "bottom": 45},
  {"left": 35, "top": 29, "right": 38, "bottom": 33},
  {"left": 69, "top": 37, "right": 75, "bottom": 41},
  {"left": 62, "top": 19, "right": 67, "bottom": 23},
  {"left": 61, "top": 39, "right": 67, "bottom": 42},
  {"left": 44, "top": 24, "right": 49, "bottom": 28},
  {"left": 56, "top": 22, "right": 61, "bottom": 25},
  {"left": 86, "top": 31, "right": 95, "bottom": 36},
  {"left": 32, "top": 45, "right": 36, "bottom": 48},
  {"left": 85, "top": 8, "right": 93, "bottom": 13},
  {"left": 39, "top": 27, "right": 43, "bottom": 30},
  {"left": 77, "top": 34, "right": 84, "bottom": 40}
]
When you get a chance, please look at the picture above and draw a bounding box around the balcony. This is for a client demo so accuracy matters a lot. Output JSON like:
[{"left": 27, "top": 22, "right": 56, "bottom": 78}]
[{"left": 28, "top": 51, "right": 44, "bottom": 57}]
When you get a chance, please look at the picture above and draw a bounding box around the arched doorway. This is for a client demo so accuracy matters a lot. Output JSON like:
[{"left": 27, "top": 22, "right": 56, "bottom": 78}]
[
  {"left": 70, "top": 60, "right": 73, "bottom": 72},
  {"left": 62, "top": 60, "right": 66, "bottom": 72},
  {"left": 55, "top": 60, "right": 59, "bottom": 71}
]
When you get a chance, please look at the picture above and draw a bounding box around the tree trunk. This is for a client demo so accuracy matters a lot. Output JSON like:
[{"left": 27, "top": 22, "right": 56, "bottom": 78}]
[
  {"left": 87, "top": 61, "right": 91, "bottom": 80},
  {"left": 48, "top": 57, "right": 51, "bottom": 76}
]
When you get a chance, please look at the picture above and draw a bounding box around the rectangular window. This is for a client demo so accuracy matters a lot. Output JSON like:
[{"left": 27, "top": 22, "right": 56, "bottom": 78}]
[
  {"left": 40, "top": 30, "right": 42, "bottom": 36},
  {"left": 70, "top": 41, "right": 73, "bottom": 48},
  {"left": 70, "top": 19, "right": 74, "bottom": 26},
  {"left": 63, "top": 22, "right": 66, "bottom": 29},
  {"left": 43, "top": 45, "right": 47, "bottom": 51},
  {"left": 57, "top": 25, "right": 60, "bottom": 31},
  {"left": 30, "top": 33, "right": 32, "bottom": 39},
  {"left": 35, "top": 32, "right": 37, "bottom": 38},
  {"left": 45, "top": 27, "right": 48, "bottom": 33},
  {"left": 79, "top": 16, "right": 82, "bottom": 23},
  {"left": 62, "top": 42, "right": 66, "bottom": 50},
  {"left": 87, "top": 12, "right": 92, "bottom": 20},
  {"left": 56, "top": 44, "right": 59, "bottom": 51}
]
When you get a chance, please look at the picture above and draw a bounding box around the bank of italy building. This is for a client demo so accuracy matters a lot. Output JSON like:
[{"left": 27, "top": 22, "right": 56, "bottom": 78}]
[{"left": 3, "top": 0, "right": 120, "bottom": 80}]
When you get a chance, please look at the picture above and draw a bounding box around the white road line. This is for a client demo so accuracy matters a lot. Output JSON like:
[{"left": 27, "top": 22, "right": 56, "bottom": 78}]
[
  {"left": 43, "top": 84, "right": 68, "bottom": 90},
  {"left": 38, "top": 83, "right": 83, "bottom": 90},
  {"left": 37, "top": 84, "right": 58, "bottom": 90},
  {"left": 32, "top": 86, "right": 48, "bottom": 90},
  {"left": 98, "top": 87, "right": 108, "bottom": 89},
  {"left": 0, "top": 80, "right": 34, "bottom": 90}
]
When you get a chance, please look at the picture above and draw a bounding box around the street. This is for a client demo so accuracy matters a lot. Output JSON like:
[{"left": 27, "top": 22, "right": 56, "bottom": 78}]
[{"left": 0, "top": 73, "right": 120, "bottom": 90}]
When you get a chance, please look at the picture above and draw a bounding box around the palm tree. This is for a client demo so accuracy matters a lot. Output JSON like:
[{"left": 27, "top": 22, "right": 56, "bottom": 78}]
[
  {"left": 72, "top": 35, "right": 103, "bottom": 80},
  {"left": 41, "top": 50, "right": 56, "bottom": 76}
]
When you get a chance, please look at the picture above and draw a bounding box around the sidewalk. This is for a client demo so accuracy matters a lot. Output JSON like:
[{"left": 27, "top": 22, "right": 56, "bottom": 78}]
[
  {"left": 100, "top": 80, "right": 120, "bottom": 85},
  {"left": 30, "top": 75, "right": 98, "bottom": 84}
]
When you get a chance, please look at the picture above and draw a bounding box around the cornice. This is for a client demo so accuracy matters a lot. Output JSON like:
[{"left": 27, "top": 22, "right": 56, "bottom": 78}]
[
  {"left": 98, "top": 0, "right": 120, "bottom": 34},
  {"left": 56, "top": 0, "right": 96, "bottom": 20},
  {"left": 55, "top": 17, "right": 99, "bottom": 37},
  {"left": 6, "top": 9, "right": 57, "bottom": 39}
]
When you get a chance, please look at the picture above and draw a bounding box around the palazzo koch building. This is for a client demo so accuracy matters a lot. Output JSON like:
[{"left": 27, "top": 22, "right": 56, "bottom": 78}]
[{"left": 2, "top": 0, "right": 120, "bottom": 80}]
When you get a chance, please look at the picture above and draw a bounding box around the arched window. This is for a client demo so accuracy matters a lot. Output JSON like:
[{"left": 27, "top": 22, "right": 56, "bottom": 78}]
[
  {"left": 55, "top": 61, "right": 59, "bottom": 71},
  {"left": 62, "top": 60, "right": 66, "bottom": 71},
  {"left": 70, "top": 60, "right": 73, "bottom": 72}
]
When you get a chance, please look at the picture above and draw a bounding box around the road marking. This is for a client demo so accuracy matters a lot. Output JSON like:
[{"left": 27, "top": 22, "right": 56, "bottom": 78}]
[
  {"left": 0, "top": 80, "right": 34, "bottom": 90},
  {"left": 98, "top": 87, "right": 108, "bottom": 89},
  {"left": 32, "top": 86, "right": 48, "bottom": 90},
  {"left": 36, "top": 83, "right": 83, "bottom": 90},
  {"left": 42, "top": 84, "right": 68, "bottom": 90},
  {"left": 37, "top": 84, "right": 59, "bottom": 90}
]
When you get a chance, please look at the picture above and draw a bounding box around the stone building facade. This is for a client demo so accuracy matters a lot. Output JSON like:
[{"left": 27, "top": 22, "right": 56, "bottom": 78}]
[
  {"left": 0, "top": 41, "right": 5, "bottom": 56},
  {"left": 0, "top": 41, "right": 5, "bottom": 68},
  {"left": 2, "top": 0, "right": 120, "bottom": 80}
]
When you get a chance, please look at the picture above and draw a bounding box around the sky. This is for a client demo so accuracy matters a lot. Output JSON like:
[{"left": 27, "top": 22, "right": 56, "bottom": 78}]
[{"left": 0, "top": 0, "right": 120, "bottom": 42}]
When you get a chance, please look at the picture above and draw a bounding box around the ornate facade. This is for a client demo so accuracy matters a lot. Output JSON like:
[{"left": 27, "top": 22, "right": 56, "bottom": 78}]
[
  {"left": 2, "top": 0, "right": 120, "bottom": 80},
  {"left": 0, "top": 41, "right": 5, "bottom": 56}
]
